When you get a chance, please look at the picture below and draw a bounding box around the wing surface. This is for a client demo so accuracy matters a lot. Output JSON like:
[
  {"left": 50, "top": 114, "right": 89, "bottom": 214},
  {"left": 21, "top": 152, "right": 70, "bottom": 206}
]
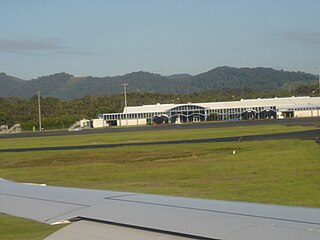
[{"left": 0, "top": 178, "right": 319, "bottom": 240}]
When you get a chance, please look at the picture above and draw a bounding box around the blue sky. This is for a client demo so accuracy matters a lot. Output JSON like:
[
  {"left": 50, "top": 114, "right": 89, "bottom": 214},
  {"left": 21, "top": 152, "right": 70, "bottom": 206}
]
[{"left": 1, "top": 0, "right": 320, "bottom": 79}]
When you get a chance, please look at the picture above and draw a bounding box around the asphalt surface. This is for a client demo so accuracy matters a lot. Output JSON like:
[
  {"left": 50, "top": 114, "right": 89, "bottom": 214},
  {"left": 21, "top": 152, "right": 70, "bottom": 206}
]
[
  {"left": 1, "top": 129, "right": 319, "bottom": 153},
  {"left": 0, "top": 117, "right": 319, "bottom": 139}
]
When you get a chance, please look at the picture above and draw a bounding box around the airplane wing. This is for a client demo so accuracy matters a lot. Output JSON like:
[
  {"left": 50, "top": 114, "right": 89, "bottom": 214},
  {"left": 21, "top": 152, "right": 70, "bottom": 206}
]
[{"left": 0, "top": 178, "right": 319, "bottom": 240}]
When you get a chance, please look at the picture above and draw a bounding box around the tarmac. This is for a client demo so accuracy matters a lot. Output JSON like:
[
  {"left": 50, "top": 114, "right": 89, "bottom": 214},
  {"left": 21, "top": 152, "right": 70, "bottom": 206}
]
[{"left": 0, "top": 117, "right": 319, "bottom": 139}]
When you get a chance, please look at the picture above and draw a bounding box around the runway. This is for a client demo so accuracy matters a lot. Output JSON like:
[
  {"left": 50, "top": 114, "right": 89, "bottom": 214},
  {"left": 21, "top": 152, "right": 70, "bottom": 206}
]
[
  {"left": 0, "top": 117, "right": 319, "bottom": 139},
  {"left": 1, "top": 129, "right": 319, "bottom": 153}
]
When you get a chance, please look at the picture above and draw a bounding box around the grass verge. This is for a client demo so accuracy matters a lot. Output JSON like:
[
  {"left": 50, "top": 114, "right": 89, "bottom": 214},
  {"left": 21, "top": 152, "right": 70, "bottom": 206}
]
[{"left": 0, "top": 124, "right": 316, "bottom": 149}]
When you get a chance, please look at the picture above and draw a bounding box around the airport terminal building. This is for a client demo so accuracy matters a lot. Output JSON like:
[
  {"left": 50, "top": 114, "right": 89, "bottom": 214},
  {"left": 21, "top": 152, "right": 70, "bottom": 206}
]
[{"left": 98, "top": 96, "right": 320, "bottom": 126}]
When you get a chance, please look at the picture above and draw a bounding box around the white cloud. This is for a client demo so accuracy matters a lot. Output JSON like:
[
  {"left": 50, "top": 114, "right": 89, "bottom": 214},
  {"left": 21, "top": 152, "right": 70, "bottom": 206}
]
[
  {"left": 0, "top": 39, "right": 62, "bottom": 53},
  {"left": 280, "top": 31, "right": 320, "bottom": 46}
]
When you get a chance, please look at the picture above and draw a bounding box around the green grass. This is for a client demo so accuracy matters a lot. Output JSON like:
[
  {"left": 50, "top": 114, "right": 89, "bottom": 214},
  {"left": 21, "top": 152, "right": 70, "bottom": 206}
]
[
  {"left": 0, "top": 215, "right": 62, "bottom": 240},
  {"left": 0, "top": 125, "right": 319, "bottom": 239},
  {"left": 0, "top": 124, "right": 316, "bottom": 149},
  {"left": 1, "top": 139, "right": 319, "bottom": 206}
]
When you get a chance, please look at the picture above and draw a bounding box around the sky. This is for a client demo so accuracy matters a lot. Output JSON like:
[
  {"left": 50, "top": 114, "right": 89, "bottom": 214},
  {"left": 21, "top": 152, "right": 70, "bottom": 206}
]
[{"left": 1, "top": 0, "right": 320, "bottom": 79}]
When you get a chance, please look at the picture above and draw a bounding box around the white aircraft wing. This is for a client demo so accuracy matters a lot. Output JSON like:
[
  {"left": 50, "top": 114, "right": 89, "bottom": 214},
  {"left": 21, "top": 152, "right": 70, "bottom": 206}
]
[{"left": 0, "top": 178, "right": 319, "bottom": 240}]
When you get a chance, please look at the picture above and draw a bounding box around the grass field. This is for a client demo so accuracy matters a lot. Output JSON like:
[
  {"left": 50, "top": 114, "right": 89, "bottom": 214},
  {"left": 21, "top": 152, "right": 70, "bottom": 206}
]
[
  {"left": 0, "top": 124, "right": 319, "bottom": 239},
  {"left": 0, "top": 124, "right": 316, "bottom": 149}
]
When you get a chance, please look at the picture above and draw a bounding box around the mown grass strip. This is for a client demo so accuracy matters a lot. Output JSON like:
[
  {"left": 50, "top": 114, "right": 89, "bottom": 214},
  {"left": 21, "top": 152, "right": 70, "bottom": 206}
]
[
  {"left": 0, "top": 125, "right": 316, "bottom": 149},
  {"left": 1, "top": 139, "right": 319, "bottom": 207}
]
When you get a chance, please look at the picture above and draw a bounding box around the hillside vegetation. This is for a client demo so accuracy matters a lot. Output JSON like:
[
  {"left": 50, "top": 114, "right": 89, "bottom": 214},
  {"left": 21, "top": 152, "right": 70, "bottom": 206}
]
[{"left": 0, "top": 67, "right": 317, "bottom": 99}]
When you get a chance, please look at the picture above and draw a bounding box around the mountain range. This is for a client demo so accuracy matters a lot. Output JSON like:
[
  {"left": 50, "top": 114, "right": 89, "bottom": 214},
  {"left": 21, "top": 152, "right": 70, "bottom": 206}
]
[{"left": 0, "top": 67, "right": 317, "bottom": 99}]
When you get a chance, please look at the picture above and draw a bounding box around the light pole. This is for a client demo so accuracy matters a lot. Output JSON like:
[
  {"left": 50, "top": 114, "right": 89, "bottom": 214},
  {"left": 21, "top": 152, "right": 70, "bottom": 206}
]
[
  {"left": 37, "top": 91, "right": 42, "bottom": 131},
  {"left": 316, "top": 66, "right": 320, "bottom": 91},
  {"left": 122, "top": 83, "right": 128, "bottom": 127}
]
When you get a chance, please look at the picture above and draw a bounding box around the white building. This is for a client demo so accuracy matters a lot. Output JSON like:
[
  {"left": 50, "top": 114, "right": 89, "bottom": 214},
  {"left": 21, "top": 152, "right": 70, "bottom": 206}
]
[{"left": 98, "top": 96, "right": 320, "bottom": 126}]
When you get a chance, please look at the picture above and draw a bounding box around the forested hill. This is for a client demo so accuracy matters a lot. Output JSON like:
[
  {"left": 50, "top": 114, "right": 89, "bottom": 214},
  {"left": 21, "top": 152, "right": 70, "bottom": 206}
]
[{"left": 0, "top": 67, "right": 317, "bottom": 99}]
